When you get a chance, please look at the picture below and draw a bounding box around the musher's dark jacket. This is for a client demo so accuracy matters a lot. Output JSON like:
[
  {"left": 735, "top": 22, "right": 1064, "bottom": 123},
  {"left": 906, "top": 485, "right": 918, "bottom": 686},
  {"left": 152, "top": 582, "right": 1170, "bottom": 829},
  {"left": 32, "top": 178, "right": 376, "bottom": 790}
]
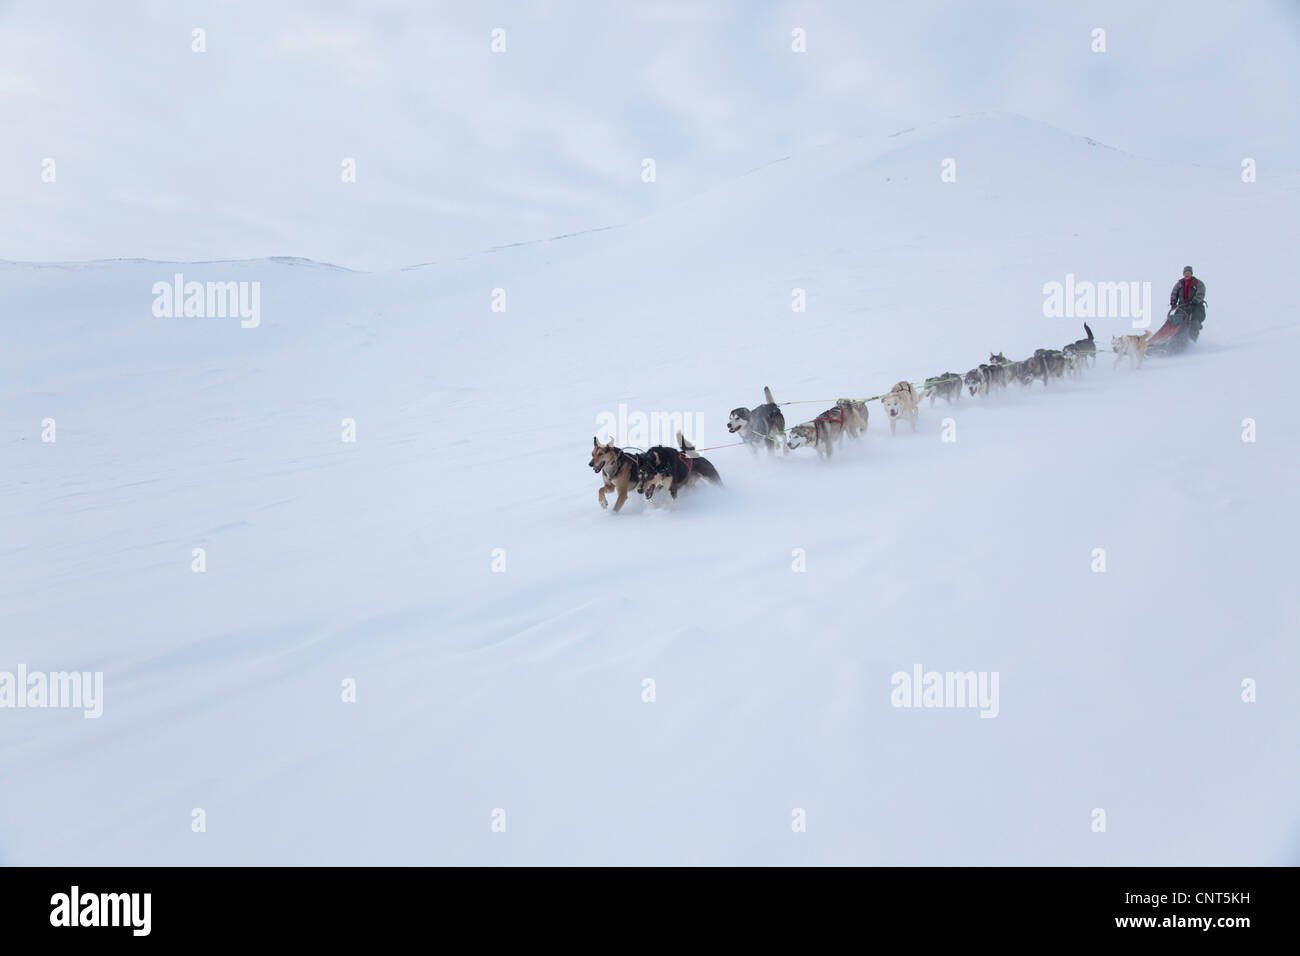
[{"left": 1170, "top": 276, "right": 1206, "bottom": 308}]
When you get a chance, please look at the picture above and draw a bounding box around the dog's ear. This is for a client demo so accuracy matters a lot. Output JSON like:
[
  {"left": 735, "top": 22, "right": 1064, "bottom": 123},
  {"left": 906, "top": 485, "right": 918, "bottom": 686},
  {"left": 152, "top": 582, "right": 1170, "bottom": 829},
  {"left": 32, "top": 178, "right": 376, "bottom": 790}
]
[{"left": 593, "top": 436, "right": 599, "bottom": 447}]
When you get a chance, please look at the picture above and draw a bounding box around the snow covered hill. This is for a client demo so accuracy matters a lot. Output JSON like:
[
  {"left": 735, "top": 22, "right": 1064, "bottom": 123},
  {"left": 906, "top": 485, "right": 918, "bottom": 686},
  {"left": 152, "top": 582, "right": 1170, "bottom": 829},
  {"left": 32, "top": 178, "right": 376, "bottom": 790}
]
[{"left": 3, "top": 113, "right": 1298, "bottom": 865}]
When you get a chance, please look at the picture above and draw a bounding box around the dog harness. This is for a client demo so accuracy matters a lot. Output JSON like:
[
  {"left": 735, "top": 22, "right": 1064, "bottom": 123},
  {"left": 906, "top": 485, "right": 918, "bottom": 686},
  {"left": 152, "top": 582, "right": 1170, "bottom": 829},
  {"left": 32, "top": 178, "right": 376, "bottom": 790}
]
[
  {"left": 813, "top": 406, "right": 844, "bottom": 441},
  {"left": 604, "top": 449, "right": 639, "bottom": 480}
]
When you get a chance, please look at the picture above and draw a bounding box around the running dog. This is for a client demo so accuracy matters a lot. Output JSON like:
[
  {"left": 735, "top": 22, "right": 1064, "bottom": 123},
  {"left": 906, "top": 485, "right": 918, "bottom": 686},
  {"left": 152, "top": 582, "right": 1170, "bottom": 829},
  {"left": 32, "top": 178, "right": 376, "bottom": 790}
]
[
  {"left": 638, "top": 432, "right": 723, "bottom": 501},
  {"left": 922, "top": 373, "right": 962, "bottom": 406},
  {"left": 787, "top": 403, "right": 857, "bottom": 460},
  {"left": 1035, "top": 348, "right": 1067, "bottom": 381},
  {"left": 835, "top": 398, "right": 870, "bottom": 437},
  {"left": 1112, "top": 331, "right": 1153, "bottom": 369},
  {"left": 880, "top": 381, "right": 919, "bottom": 434},
  {"left": 1064, "top": 323, "right": 1096, "bottom": 367},
  {"left": 964, "top": 366, "right": 988, "bottom": 397},
  {"left": 1061, "top": 346, "right": 1087, "bottom": 378},
  {"left": 589, "top": 438, "right": 646, "bottom": 513},
  {"left": 1004, "top": 359, "right": 1033, "bottom": 386},
  {"left": 726, "top": 386, "right": 786, "bottom": 454},
  {"left": 984, "top": 353, "right": 1011, "bottom": 390},
  {"left": 1023, "top": 352, "right": 1048, "bottom": 386}
]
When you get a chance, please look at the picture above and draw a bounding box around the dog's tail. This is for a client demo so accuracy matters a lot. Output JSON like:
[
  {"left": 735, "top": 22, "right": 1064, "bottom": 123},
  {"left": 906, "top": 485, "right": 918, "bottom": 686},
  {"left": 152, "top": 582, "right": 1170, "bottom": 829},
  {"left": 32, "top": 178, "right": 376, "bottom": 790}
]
[
  {"left": 763, "top": 385, "right": 775, "bottom": 405},
  {"left": 693, "top": 457, "right": 723, "bottom": 487},
  {"left": 1083, "top": 322, "right": 1094, "bottom": 342},
  {"left": 677, "top": 430, "right": 699, "bottom": 457}
]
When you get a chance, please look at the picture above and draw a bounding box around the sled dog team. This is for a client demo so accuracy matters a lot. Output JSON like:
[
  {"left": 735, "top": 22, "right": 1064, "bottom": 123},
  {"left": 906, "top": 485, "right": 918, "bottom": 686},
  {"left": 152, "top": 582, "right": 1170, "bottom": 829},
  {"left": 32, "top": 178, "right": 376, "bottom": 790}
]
[
  {"left": 590, "top": 323, "right": 1149, "bottom": 510},
  {"left": 589, "top": 433, "right": 723, "bottom": 513}
]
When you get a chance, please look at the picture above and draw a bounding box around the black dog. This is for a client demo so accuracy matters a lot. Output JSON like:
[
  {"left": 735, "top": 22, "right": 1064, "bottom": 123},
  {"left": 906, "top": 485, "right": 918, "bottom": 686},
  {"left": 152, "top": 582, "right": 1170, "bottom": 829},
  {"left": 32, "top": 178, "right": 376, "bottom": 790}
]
[
  {"left": 639, "top": 433, "right": 723, "bottom": 500},
  {"left": 1064, "top": 322, "right": 1096, "bottom": 367}
]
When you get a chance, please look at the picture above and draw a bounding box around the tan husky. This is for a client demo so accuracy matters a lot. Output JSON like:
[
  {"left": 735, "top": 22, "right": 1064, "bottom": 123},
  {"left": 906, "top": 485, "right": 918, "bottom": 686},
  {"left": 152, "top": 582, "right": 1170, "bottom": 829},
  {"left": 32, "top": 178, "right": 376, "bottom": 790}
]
[
  {"left": 880, "top": 381, "right": 919, "bottom": 435},
  {"left": 1112, "top": 331, "right": 1153, "bottom": 369},
  {"left": 589, "top": 438, "right": 645, "bottom": 512}
]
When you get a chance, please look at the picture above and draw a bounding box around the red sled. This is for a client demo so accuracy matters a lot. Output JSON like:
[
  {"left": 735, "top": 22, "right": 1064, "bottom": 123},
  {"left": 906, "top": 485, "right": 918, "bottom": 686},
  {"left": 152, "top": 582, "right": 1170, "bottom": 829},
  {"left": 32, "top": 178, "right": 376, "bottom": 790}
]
[{"left": 1146, "top": 307, "right": 1202, "bottom": 354}]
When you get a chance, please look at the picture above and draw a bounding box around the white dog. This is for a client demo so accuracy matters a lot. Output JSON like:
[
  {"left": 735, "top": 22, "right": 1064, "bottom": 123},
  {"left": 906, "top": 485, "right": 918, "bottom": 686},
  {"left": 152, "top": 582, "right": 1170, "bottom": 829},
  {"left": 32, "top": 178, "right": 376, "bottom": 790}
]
[
  {"left": 1112, "top": 331, "right": 1153, "bottom": 369},
  {"left": 880, "top": 381, "right": 919, "bottom": 435}
]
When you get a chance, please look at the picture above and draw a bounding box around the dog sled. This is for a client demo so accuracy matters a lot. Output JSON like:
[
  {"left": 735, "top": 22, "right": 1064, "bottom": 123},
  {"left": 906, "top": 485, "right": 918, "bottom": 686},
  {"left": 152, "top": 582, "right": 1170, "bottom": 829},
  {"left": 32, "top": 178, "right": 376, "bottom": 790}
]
[{"left": 1145, "top": 306, "right": 1202, "bottom": 355}]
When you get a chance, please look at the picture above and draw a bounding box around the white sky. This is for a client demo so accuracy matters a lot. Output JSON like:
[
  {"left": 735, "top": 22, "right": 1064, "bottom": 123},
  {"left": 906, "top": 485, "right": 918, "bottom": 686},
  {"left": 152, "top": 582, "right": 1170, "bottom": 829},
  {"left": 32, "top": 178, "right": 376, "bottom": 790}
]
[{"left": 2, "top": 0, "right": 1297, "bottom": 270}]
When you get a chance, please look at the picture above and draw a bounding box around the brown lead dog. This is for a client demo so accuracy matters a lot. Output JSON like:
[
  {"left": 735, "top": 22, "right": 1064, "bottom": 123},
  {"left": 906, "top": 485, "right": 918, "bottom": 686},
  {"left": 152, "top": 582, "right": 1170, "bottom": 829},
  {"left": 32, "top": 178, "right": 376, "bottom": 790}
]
[{"left": 589, "top": 438, "right": 646, "bottom": 512}]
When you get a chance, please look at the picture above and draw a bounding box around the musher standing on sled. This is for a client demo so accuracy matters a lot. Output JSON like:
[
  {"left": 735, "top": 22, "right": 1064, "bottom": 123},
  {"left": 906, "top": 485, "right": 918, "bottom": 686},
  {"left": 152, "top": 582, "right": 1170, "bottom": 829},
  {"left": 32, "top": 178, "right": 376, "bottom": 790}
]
[{"left": 1169, "top": 265, "right": 1206, "bottom": 340}]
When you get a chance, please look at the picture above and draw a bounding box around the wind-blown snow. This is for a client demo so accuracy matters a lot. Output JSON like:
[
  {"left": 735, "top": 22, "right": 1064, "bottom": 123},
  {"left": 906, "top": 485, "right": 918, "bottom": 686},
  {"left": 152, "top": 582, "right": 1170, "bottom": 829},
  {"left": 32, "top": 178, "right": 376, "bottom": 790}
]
[{"left": 2, "top": 114, "right": 1298, "bottom": 864}]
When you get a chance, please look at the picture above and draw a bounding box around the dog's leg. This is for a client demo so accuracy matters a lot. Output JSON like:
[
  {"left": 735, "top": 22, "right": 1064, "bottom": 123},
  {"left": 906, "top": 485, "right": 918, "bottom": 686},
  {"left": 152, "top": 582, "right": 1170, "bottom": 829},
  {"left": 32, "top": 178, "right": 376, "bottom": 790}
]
[
  {"left": 613, "top": 486, "right": 629, "bottom": 512},
  {"left": 599, "top": 482, "right": 613, "bottom": 509}
]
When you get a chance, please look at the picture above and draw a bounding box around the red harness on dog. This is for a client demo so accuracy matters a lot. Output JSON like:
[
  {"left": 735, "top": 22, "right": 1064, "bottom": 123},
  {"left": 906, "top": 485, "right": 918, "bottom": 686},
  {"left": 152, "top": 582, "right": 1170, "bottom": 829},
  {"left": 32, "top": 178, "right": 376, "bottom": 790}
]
[
  {"left": 678, "top": 452, "right": 694, "bottom": 474},
  {"left": 813, "top": 406, "right": 844, "bottom": 441}
]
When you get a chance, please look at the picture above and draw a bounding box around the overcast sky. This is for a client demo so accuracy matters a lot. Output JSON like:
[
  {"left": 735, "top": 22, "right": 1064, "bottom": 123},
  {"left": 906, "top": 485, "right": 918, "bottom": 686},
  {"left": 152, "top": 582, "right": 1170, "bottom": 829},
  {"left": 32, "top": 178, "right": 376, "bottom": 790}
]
[{"left": 2, "top": 0, "right": 1297, "bottom": 270}]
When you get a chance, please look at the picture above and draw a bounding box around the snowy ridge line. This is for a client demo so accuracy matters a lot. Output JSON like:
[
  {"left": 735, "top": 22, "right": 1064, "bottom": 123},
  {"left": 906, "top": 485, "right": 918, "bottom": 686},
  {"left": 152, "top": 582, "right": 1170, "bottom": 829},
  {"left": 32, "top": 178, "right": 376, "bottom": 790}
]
[{"left": 0, "top": 255, "right": 361, "bottom": 272}]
